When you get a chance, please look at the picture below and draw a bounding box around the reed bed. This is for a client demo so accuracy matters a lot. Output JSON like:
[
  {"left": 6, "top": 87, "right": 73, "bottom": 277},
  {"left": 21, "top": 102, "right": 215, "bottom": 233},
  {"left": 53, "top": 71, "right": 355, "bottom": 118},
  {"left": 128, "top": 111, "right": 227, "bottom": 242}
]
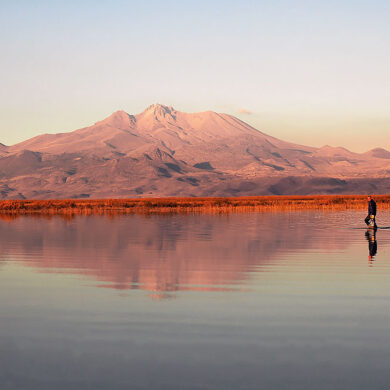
[{"left": 0, "top": 195, "right": 389, "bottom": 217}]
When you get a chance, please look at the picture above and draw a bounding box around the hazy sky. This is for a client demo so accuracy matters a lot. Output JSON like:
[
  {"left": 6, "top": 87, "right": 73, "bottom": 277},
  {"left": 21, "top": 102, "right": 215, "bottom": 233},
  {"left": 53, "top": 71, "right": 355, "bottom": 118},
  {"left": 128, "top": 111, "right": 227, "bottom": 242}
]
[{"left": 1, "top": 0, "right": 389, "bottom": 151}]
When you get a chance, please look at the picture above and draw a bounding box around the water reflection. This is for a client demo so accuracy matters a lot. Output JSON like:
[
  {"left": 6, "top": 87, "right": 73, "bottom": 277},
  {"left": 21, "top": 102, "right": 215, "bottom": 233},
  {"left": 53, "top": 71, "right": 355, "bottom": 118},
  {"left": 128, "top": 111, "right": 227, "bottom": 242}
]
[
  {"left": 0, "top": 212, "right": 363, "bottom": 297},
  {"left": 365, "top": 228, "right": 378, "bottom": 264},
  {"left": 2, "top": 212, "right": 390, "bottom": 390}
]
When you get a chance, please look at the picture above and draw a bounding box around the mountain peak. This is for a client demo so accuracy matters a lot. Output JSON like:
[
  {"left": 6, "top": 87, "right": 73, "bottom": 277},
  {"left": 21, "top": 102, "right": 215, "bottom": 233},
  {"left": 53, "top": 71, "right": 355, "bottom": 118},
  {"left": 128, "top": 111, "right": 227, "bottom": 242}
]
[
  {"left": 145, "top": 103, "right": 175, "bottom": 112},
  {"left": 97, "top": 110, "right": 136, "bottom": 128},
  {"left": 142, "top": 104, "right": 177, "bottom": 121}
]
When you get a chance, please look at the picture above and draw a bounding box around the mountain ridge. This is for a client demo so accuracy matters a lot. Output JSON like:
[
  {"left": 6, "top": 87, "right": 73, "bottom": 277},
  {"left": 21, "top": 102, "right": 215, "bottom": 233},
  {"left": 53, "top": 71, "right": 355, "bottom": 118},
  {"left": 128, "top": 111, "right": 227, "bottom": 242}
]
[{"left": 0, "top": 104, "right": 390, "bottom": 199}]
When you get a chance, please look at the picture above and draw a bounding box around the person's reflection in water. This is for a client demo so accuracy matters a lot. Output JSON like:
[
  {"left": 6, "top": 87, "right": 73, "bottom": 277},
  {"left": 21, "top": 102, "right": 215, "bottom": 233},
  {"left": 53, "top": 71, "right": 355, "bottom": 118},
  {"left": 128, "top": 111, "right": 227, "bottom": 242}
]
[{"left": 365, "top": 228, "right": 378, "bottom": 265}]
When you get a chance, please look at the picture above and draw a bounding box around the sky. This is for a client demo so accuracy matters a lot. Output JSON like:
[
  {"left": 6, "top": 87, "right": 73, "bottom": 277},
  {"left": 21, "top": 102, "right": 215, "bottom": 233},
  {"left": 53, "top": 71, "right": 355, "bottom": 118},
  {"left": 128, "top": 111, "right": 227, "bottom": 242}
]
[{"left": 0, "top": 0, "right": 389, "bottom": 152}]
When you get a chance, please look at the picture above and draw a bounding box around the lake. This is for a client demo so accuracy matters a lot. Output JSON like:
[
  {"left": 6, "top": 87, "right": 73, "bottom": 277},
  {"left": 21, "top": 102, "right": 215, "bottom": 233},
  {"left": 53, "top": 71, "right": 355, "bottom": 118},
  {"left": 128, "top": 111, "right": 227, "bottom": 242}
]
[{"left": 1, "top": 210, "right": 390, "bottom": 390}]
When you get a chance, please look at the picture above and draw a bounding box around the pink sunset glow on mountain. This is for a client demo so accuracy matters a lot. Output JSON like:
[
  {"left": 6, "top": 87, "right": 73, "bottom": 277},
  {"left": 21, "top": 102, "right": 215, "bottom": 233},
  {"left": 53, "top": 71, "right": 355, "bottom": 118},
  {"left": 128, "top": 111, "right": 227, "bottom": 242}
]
[{"left": 1, "top": 104, "right": 389, "bottom": 199}]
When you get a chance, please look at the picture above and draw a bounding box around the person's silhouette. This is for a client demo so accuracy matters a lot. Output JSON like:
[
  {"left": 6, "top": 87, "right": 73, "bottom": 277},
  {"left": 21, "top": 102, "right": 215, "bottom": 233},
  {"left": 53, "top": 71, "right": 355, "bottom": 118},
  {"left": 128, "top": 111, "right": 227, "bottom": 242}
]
[
  {"left": 365, "top": 229, "right": 377, "bottom": 263},
  {"left": 365, "top": 195, "right": 377, "bottom": 228}
]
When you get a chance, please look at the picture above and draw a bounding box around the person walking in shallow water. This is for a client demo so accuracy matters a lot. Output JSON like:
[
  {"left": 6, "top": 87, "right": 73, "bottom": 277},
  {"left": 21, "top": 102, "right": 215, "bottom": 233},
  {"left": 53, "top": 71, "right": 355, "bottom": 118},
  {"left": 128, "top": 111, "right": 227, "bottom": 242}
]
[{"left": 365, "top": 195, "right": 377, "bottom": 228}]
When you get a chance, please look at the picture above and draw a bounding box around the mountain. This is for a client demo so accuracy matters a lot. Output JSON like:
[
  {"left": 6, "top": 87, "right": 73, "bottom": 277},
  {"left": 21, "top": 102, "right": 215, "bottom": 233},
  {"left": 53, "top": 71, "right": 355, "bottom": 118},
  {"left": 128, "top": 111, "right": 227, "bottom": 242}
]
[{"left": 0, "top": 104, "right": 390, "bottom": 199}]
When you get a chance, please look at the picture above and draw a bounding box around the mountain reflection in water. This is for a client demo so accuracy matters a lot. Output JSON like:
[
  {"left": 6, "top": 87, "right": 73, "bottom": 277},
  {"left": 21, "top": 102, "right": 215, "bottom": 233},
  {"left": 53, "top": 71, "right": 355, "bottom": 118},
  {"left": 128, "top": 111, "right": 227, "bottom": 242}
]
[{"left": 0, "top": 211, "right": 374, "bottom": 297}]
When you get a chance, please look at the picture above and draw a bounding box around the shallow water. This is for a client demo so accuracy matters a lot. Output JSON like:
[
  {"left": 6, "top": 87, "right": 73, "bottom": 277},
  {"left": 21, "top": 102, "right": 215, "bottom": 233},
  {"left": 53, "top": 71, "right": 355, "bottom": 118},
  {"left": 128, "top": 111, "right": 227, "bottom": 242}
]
[{"left": 1, "top": 210, "right": 390, "bottom": 390}]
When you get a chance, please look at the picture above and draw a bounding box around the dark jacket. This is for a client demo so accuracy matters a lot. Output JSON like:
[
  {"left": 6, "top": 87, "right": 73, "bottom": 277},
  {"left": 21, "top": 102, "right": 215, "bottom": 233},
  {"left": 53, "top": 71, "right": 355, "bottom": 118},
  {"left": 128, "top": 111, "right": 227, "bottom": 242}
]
[{"left": 368, "top": 199, "right": 377, "bottom": 216}]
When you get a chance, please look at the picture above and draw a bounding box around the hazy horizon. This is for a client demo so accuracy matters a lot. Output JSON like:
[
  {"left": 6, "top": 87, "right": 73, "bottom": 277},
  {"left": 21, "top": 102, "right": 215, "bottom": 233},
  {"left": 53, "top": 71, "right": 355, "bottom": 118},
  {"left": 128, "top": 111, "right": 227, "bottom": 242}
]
[{"left": 1, "top": 0, "right": 389, "bottom": 152}]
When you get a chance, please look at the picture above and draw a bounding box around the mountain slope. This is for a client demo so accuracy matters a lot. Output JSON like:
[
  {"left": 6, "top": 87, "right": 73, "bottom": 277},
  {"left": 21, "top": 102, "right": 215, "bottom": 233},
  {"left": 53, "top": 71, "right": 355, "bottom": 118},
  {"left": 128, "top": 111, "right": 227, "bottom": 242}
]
[{"left": 1, "top": 104, "right": 390, "bottom": 199}]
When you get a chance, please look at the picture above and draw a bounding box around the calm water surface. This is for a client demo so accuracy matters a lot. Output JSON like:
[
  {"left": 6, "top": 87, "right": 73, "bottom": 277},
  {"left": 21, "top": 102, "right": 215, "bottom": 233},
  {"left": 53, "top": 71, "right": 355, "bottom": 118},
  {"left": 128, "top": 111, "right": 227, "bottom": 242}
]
[{"left": 1, "top": 211, "right": 390, "bottom": 390}]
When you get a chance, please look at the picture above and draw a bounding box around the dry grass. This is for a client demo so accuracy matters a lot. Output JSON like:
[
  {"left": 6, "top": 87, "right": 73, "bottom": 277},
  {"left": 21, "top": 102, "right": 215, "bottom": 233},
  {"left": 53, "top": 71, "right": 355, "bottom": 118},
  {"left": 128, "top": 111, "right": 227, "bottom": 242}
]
[{"left": 0, "top": 195, "right": 389, "bottom": 217}]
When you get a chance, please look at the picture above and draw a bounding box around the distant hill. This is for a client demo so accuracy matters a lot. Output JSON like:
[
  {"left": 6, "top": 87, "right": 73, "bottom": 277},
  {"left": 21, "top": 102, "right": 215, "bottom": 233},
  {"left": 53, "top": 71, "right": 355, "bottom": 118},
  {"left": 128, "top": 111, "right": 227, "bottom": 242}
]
[{"left": 1, "top": 104, "right": 390, "bottom": 199}]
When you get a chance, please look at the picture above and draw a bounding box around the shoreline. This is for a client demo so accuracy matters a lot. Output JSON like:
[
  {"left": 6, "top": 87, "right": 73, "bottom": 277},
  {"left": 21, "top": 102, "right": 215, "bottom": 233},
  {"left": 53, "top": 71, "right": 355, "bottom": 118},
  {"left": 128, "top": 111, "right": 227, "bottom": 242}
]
[{"left": 0, "top": 195, "right": 389, "bottom": 216}]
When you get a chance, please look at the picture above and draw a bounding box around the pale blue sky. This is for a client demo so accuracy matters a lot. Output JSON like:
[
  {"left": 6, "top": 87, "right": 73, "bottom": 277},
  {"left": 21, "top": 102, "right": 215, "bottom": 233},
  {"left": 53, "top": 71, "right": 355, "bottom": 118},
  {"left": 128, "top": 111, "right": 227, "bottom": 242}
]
[{"left": 0, "top": 0, "right": 389, "bottom": 151}]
